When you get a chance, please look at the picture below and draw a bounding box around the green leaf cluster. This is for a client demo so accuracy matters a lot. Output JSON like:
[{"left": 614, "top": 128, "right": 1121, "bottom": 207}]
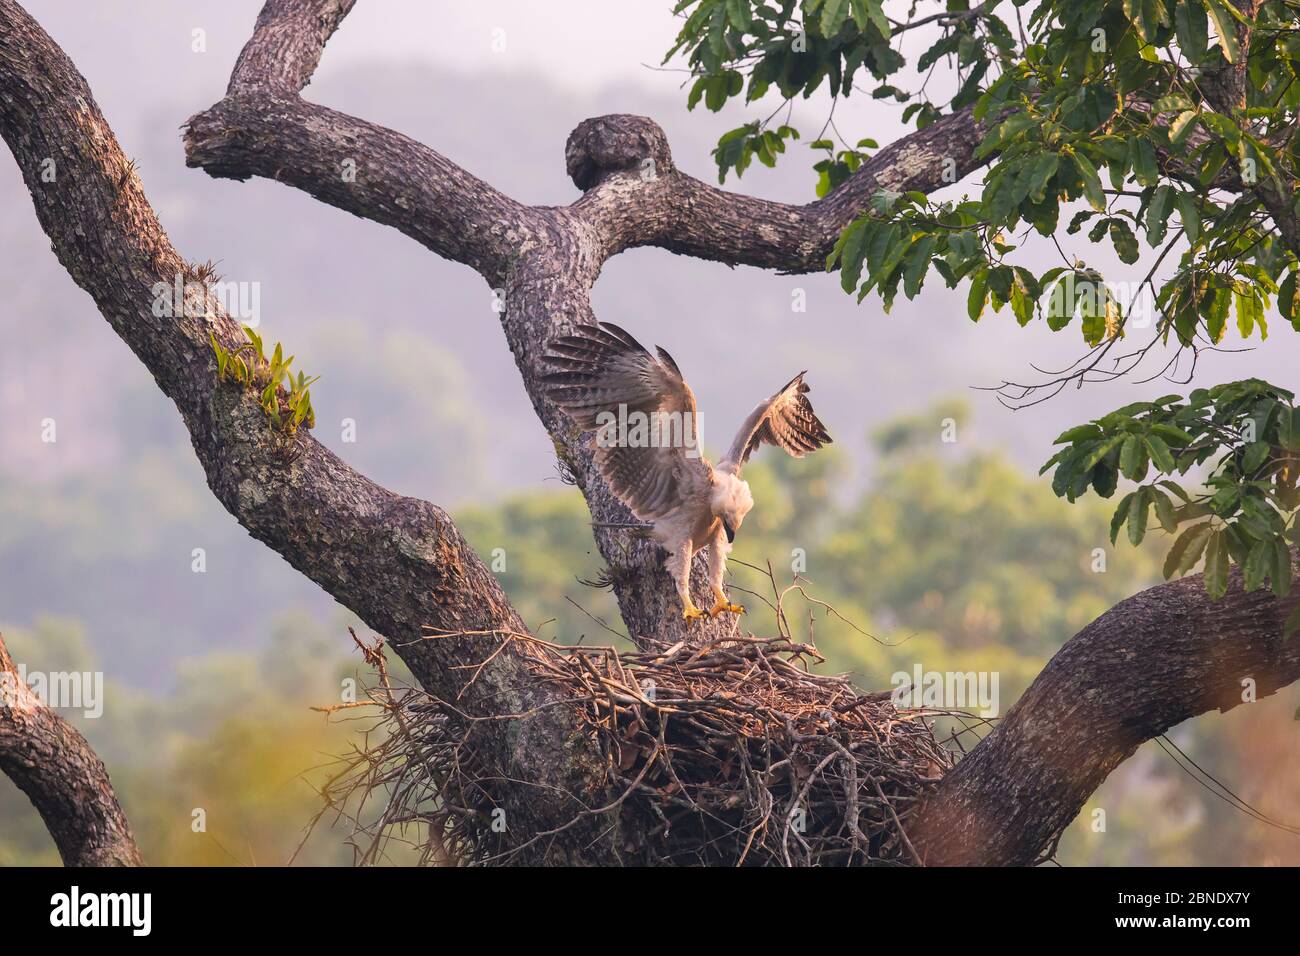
[
  {"left": 209, "top": 325, "right": 319, "bottom": 436},
  {"left": 1041, "top": 380, "right": 1300, "bottom": 620}
]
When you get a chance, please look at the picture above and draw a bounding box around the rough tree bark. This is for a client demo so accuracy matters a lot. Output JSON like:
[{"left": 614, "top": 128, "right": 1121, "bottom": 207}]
[
  {"left": 2, "top": 0, "right": 1297, "bottom": 866},
  {"left": 0, "top": 0, "right": 625, "bottom": 865},
  {"left": 912, "top": 564, "right": 1300, "bottom": 864},
  {"left": 0, "top": 633, "right": 141, "bottom": 866}
]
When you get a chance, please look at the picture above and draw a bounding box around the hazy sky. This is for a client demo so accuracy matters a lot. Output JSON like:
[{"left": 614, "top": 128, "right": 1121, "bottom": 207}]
[
  {"left": 20, "top": 0, "right": 911, "bottom": 172},
  {"left": 8, "top": 0, "right": 1290, "bottom": 485}
]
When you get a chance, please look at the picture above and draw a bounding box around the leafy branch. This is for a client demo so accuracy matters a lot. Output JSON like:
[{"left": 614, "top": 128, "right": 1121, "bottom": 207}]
[{"left": 1042, "top": 379, "right": 1300, "bottom": 627}]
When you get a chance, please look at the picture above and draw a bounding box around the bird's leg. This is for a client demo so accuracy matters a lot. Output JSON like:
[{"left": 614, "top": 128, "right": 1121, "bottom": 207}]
[
  {"left": 707, "top": 527, "right": 744, "bottom": 617},
  {"left": 668, "top": 540, "right": 705, "bottom": 622}
]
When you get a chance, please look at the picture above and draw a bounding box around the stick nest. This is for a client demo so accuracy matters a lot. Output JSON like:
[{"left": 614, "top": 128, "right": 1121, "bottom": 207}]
[{"left": 310, "top": 627, "right": 955, "bottom": 867}]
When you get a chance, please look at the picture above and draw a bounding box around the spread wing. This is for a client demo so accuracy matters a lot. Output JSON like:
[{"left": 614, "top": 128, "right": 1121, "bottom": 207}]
[
  {"left": 720, "top": 372, "right": 832, "bottom": 475},
  {"left": 541, "top": 322, "right": 701, "bottom": 520}
]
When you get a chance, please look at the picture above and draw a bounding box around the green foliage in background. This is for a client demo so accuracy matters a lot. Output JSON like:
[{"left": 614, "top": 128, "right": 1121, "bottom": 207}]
[
  {"left": 456, "top": 492, "right": 623, "bottom": 642},
  {"left": 3, "top": 400, "right": 1293, "bottom": 865},
  {"left": 0, "top": 613, "right": 396, "bottom": 866}
]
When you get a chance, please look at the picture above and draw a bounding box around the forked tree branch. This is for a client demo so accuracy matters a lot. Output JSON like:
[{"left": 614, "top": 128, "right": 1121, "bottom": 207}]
[
  {"left": 186, "top": 0, "right": 991, "bottom": 277},
  {"left": 183, "top": 0, "right": 995, "bottom": 648},
  {"left": 186, "top": 0, "right": 525, "bottom": 276}
]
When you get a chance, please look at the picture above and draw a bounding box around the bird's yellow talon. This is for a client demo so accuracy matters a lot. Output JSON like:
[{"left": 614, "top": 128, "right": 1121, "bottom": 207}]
[
  {"left": 682, "top": 604, "right": 707, "bottom": 622},
  {"left": 710, "top": 588, "right": 744, "bottom": 616},
  {"left": 709, "top": 601, "right": 745, "bottom": 617}
]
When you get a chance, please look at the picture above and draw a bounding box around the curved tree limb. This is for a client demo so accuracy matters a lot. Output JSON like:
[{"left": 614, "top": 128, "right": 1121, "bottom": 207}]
[
  {"left": 639, "top": 105, "right": 988, "bottom": 271},
  {"left": 0, "top": 633, "right": 141, "bottom": 866},
  {"left": 557, "top": 105, "right": 991, "bottom": 271},
  {"left": 911, "top": 562, "right": 1300, "bottom": 865},
  {"left": 0, "top": 0, "right": 624, "bottom": 865},
  {"left": 185, "top": 0, "right": 527, "bottom": 276}
]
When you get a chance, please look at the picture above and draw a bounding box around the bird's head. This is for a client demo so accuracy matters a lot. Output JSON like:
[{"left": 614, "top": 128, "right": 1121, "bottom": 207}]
[{"left": 710, "top": 470, "right": 754, "bottom": 543}]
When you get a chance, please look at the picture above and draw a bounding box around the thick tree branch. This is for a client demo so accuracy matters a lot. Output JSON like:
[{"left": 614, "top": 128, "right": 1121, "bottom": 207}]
[
  {"left": 0, "top": 0, "right": 623, "bottom": 864},
  {"left": 650, "top": 108, "right": 985, "bottom": 269},
  {"left": 911, "top": 562, "right": 1300, "bottom": 865},
  {"left": 563, "top": 107, "right": 991, "bottom": 272},
  {"left": 226, "top": 0, "right": 355, "bottom": 96},
  {"left": 0, "top": 633, "right": 142, "bottom": 866}
]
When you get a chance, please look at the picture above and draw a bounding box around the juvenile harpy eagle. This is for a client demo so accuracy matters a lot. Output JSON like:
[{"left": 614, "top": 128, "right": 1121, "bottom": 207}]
[{"left": 542, "top": 322, "right": 832, "bottom": 622}]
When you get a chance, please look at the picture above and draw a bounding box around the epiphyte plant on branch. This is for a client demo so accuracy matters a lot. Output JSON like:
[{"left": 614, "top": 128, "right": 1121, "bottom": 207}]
[
  {"left": 210, "top": 324, "right": 319, "bottom": 436},
  {"left": 672, "top": 0, "right": 1300, "bottom": 624}
]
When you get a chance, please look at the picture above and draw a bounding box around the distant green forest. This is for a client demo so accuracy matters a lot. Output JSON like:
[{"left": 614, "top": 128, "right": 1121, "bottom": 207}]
[{"left": 1, "top": 401, "right": 1295, "bottom": 865}]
